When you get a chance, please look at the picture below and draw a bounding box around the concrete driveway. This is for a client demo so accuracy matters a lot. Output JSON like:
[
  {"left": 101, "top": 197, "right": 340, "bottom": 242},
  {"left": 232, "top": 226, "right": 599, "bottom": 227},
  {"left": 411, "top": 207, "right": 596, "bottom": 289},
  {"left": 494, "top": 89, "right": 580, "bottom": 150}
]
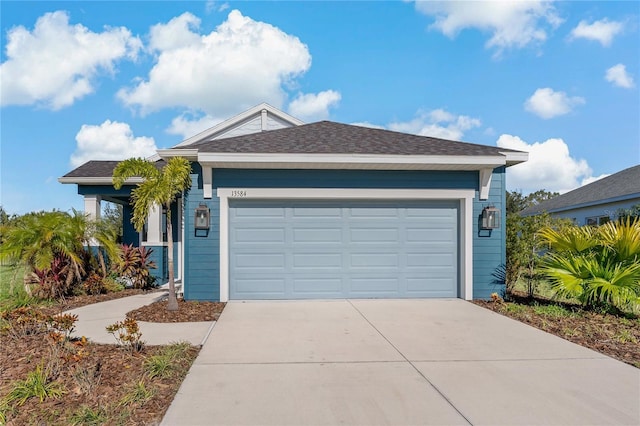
[{"left": 162, "top": 299, "right": 639, "bottom": 425}]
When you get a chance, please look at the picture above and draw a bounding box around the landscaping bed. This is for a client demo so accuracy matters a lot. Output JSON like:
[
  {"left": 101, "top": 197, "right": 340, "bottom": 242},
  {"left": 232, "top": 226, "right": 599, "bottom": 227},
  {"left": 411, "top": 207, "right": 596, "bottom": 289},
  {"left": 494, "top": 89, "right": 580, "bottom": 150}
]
[
  {"left": 474, "top": 298, "right": 640, "bottom": 368},
  {"left": 128, "top": 299, "right": 226, "bottom": 323},
  {"left": 0, "top": 293, "right": 227, "bottom": 424}
]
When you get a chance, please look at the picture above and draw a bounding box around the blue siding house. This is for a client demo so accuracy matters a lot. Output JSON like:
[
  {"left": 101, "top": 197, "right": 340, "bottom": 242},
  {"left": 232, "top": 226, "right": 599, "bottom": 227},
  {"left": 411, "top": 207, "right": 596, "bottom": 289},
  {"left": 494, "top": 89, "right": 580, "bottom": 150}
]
[{"left": 60, "top": 104, "right": 527, "bottom": 301}]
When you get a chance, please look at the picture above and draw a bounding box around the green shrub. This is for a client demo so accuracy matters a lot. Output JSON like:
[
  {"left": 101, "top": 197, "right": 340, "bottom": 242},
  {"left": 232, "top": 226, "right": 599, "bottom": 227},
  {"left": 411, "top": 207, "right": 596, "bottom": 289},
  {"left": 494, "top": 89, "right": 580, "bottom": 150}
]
[
  {"left": 118, "top": 380, "right": 154, "bottom": 407},
  {"left": 531, "top": 304, "right": 576, "bottom": 318},
  {"left": 143, "top": 341, "right": 192, "bottom": 379},
  {"left": 102, "top": 276, "right": 124, "bottom": 293},
  {"left": 69, "top": 405, "right": 108, "bottom": 425},
  {"left": 5, "top": 364, "right": 65, "bottom": 406}
]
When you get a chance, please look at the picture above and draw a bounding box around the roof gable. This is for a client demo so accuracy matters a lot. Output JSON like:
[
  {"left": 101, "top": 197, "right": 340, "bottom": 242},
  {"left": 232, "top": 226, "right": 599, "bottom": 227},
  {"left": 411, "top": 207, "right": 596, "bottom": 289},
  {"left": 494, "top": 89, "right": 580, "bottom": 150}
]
[
  {"left": 173, "top": 103, "right": 304, "bottom": 148},
  {"left": 522, "top": 165, "right": 640, "bottom": 215}
]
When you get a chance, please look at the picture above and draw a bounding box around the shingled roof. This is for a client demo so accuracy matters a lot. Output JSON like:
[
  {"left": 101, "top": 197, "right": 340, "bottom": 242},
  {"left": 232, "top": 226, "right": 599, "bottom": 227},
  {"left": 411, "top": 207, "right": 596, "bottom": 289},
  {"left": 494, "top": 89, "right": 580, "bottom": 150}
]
[
  {"left": 62, "top": 121, "right": 526, "bottom": 182},
  {"left": 522, "top": 165, "right": 640, "bottom": 215},
  {"left": 184, "top": 121, "right": 521, "bottom": 158},
  {"left": 61, "top": 160, "right": 166, "bottom": 179}
]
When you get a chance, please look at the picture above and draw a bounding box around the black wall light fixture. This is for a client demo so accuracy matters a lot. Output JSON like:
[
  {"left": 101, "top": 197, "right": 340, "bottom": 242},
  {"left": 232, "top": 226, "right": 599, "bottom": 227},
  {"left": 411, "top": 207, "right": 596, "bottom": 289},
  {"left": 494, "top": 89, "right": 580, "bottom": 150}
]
[
  {"left": 481, "top": 206, "right": 500, "bottom": 229},
  {"left": 194, "top": 204, "right": 210, "bottom": 230}
]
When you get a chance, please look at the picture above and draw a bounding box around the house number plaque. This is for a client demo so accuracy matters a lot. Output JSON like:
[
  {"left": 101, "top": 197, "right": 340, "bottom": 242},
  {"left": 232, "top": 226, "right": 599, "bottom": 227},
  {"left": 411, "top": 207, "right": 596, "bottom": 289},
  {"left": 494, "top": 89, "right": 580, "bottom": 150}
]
[{"left": 230, "top": 190, "right": 247, "bottom": 198}]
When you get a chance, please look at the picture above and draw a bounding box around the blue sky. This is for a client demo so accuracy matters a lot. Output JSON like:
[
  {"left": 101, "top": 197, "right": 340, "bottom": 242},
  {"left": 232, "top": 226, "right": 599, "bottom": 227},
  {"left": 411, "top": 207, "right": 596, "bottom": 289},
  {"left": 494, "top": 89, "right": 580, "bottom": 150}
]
[{"left": 1, "top": 1, "right": 638, "bottom": 214}]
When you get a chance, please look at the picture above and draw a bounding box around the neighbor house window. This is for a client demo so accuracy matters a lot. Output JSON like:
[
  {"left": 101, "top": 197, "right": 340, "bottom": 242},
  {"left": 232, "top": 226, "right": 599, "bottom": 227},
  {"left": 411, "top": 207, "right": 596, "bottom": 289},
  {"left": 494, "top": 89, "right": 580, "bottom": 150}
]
[{"left": 585, "top": 215, "right": 610, "bottom": 226}]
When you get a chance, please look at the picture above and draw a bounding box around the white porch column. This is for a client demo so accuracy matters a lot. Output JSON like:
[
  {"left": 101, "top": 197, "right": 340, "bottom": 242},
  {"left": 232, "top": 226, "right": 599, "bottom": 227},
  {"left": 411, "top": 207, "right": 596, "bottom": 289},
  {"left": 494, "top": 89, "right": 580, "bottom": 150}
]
[
  {"left": 84, "top": 195, "right": 101, "bottom": 247},
  {"left": 145, "top": 203, "right": 163, "bottom": 244},
  {"left": 84, "top": 195, "right": 102, "bottom": 221}
]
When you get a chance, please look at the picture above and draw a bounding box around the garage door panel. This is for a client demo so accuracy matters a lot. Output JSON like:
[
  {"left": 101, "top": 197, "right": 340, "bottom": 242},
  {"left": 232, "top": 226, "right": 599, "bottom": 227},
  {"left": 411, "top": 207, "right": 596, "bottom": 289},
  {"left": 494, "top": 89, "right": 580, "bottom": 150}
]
[
  {"left": 229, "top": 200, "right": 458, "bottom": 299},
  {"left": 293, "top": 278, "right": 342, "bottom": 294},
  {"left": 350, "top": 228, "right": 399, "bottom": 242},
  {"left": 350, "top": 252, "right": 399, "bottom": 267},
  {"left": 292, "top": 253, "right": 342, "bottom": 269},
  {"left": 234, "top": 207, "right": 285, "bottom": 218},
  {"left": 406, "top": 228, "right": 455, "bottom": 242},
  {"left": 292, "top": 206, "right": 342, "bottom": 218},
  {"left": 234, "top": 278, "right": 285, "bottom": 296},
  {"left": 348, "top": 207, "right": 399, "bottom": 218},
  {"left": 234, "top": 253, "right": 285, "bottom": 269},
  {"left": 406, "top": 253, "right": 455, "bottom": 267},
  {"left": 350, "top": 277, "right": 400, "bottom": 293},
  {"left": 293, "top": 228, "right": 342, "bottom": 243},
  {"left": 234, "top": 228, "right": 285, "bottom": 243}
]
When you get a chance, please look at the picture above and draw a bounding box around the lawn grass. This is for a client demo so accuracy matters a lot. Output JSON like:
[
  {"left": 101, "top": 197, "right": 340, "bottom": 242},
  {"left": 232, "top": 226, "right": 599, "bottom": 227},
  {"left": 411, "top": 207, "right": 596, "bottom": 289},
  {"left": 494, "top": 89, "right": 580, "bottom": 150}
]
[{"left": 0, "top": 264, "right": 46, "bottom": 312}]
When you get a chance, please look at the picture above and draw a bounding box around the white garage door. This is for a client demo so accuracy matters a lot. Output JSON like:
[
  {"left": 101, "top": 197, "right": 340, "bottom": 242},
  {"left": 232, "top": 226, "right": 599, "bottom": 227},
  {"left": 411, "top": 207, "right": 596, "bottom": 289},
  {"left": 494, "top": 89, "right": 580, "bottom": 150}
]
[{"left": 229, "top": 200, "right": 458, "bottom": 299}]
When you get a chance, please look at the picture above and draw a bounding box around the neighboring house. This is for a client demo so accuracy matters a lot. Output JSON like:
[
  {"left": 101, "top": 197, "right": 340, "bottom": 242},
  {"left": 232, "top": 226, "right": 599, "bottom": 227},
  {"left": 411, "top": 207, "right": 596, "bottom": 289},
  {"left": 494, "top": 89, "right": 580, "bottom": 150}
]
[
  {"left": 60, "top": 103, "right": 527, "bottom": 301},
  {"left": 521, "top": 165, "right": 640, "bottom": 226}
]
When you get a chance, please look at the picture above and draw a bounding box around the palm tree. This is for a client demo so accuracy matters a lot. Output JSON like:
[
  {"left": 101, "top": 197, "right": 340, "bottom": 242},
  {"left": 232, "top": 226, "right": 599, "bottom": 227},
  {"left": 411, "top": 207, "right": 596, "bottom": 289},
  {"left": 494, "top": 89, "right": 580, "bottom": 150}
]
[
  {"left": 539, "top": 217, "right": 640, "bottom": 311},
  {"left": 0, "top": 209, "right": 120, "bottom": 296},
  {"left": 113, "top": 157, "right": 191, "bottom": 311}
]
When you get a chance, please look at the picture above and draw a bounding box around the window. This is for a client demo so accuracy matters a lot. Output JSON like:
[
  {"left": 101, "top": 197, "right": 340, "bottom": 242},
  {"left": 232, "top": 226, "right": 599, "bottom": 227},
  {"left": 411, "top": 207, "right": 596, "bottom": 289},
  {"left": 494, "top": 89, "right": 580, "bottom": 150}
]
[{"left": 585, "top": 215, "right": 610, "bottom": 226}]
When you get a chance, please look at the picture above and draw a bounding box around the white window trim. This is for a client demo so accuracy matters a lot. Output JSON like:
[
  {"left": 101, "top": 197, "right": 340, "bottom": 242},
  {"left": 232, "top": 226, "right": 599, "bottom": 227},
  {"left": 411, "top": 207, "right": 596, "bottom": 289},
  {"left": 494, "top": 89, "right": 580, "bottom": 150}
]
[{"left": 217, "top": 188, "right": 475, "bottom": 302}]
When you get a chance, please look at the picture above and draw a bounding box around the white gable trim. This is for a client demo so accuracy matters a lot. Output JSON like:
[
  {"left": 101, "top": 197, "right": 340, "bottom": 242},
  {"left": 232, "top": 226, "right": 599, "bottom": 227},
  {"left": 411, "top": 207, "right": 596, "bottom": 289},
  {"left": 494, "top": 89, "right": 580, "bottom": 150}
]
[{"left": 173, "top": 103, "right": 304, "bottom": 148}]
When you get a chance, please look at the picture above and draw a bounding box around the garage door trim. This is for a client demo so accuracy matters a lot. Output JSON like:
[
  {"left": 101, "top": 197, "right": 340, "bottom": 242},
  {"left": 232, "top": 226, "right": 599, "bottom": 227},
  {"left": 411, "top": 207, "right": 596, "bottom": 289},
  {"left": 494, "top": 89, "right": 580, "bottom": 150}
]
[{"left": 217, "top": 188, "right": 475, "bottom": 302}]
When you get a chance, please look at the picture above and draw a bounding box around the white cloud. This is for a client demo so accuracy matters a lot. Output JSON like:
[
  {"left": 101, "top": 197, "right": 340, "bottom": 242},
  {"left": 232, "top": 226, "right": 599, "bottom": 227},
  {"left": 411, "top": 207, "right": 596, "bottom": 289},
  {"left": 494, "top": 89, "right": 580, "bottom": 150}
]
[
  {"left": 580, "top": 173, "right": 610, "bottom": 187},
  {"left": 497, "top": 134, "right": 596, "bottom": 193},
  {"left": 569, "top": 19, "right": 623, "bottom": 47},
  {"left": 118, "top": 10, "right": 312, "bottom": 116},
  {"left": 388, "top": 109, "right": 481, "bottom": 140},
  {"left": 605, "top": 64, "right": 635, "bottom": 89},
  {"left": 524, "top": 88, "right": 585, "bottom": 119},
  {"left": 350, "top": 122, "right": 386, "bottom": 130},
  {"left": 288, "top": 90, "right": 341, "bottom": 121},
  {"left": 0, "top": 11, "right": 141, "bottom": 110},
  {"left": 413, "top": 1, "right": 562, "bottom": 56},
  {"left": 166, "top": 113, "right": 222, "bottom": 140},
  {"left": 71, "top": 120, "right": 157, "bottom": 167},
  {"left": 148, "top": 13, "right": 201, "bottom": 52}
]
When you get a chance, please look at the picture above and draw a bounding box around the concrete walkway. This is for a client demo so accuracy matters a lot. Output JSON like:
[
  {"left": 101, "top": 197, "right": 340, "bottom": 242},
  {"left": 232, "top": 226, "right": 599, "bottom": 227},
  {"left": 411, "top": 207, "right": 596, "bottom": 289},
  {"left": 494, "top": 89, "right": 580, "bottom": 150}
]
[
  {"left": 66, "top": 291, "right": 215, "bottom": 346},
  {"left": 162, "top": 299, "right": 640, "bottom": 425}
]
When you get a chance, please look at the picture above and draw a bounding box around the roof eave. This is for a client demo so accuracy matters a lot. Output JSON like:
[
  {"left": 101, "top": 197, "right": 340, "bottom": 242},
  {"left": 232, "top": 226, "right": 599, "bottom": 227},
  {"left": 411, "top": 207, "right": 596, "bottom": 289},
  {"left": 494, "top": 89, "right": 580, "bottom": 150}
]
[
  {"left": 157, "top": 149, "right": 199, "bottom": 160},
  {"left": 196, "top": 153, "right": 508, "bottom": 170},
  {"left": 523, "top": 192, "right": 640, "bottom": 216},
  {"left": 502, "top": 151, "right": 529, "bottom": 166},
  {"left": 58, "top": 177, "right": 143, "bottom": 185}
]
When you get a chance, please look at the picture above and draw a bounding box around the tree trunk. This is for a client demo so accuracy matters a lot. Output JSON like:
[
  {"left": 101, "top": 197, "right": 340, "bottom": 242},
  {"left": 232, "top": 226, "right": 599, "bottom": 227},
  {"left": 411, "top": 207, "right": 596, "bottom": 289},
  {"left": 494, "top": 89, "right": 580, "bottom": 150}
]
[{"left": 166, "top": 209, "right": 179, "bottom": 311}]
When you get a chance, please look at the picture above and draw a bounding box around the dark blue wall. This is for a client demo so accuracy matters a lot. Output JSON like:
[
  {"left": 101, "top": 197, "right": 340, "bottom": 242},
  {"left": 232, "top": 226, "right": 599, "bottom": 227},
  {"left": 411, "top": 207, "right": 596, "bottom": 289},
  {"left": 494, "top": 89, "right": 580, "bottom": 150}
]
[{"left": 183, "top": 168, "right": 506, "bottom": 301}]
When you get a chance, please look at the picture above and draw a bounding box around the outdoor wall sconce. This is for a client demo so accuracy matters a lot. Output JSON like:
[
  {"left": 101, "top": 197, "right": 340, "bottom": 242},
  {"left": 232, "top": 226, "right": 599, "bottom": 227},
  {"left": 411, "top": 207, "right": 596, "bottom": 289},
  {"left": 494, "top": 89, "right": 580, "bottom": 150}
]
[
  {"left": 194, "top": 204, "right": 210, "bottom": 230},
  {"left": 481, "top": 206, "right": 501, "bottom": 229}
]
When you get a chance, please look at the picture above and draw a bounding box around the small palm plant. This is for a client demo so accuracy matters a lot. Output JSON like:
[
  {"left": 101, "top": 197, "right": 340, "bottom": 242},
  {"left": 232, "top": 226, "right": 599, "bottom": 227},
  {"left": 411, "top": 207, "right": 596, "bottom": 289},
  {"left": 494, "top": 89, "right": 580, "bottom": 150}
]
[
  {"left": 113, "top": 157, "right": 191, "bottom": 311},
  {"left": 539, "top": 217, "right": 640, "bottom": 311}
]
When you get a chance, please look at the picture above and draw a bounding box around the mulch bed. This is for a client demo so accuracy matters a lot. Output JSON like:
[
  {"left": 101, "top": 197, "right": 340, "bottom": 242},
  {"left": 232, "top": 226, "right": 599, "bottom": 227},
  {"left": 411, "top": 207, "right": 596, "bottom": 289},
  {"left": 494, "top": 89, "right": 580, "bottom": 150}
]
[
  {"left": 128, "top": 299, "right": 226, "bottom": 323},
  {"left": 1, "top": 290, "right": 226, "bottom": 424},
  {"left": 0, "top": 332, "right": 199, "bottom": 425},
  {"left": 474, "top": 299, "right": 640, "bottom": 368}
]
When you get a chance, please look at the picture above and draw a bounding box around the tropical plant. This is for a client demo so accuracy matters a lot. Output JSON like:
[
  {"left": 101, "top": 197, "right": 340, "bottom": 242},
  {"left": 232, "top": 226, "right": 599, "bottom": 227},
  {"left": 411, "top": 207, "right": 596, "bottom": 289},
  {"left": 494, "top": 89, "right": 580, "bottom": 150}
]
[
  {"left": 539, "top": 217, "right": 640, "bottom": 311},
  {"left": 113, "top": 244, "right": 157, "bottom": 289},
  {"left": 113, "top": 157, "right": 191, "bottom": 311},
  {"left": 0, "top": 210, "right": 121, "bottom": 298},
  {"left": 106, "top": 317, "right": 145, "bottom": 353}
]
